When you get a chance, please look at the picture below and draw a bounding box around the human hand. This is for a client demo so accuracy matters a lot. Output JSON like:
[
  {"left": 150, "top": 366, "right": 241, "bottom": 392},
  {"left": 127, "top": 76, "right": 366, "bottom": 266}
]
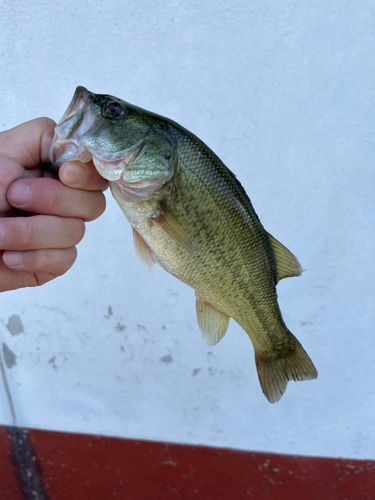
[{"left": 0, "top": 117, "right": 108, "bottom": 292}]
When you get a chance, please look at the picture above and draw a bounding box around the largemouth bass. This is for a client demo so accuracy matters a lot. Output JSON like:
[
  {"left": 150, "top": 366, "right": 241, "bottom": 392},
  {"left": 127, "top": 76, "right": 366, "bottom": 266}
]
[{"left": 49, "top": 86, "right": 317, "bottom": 403}]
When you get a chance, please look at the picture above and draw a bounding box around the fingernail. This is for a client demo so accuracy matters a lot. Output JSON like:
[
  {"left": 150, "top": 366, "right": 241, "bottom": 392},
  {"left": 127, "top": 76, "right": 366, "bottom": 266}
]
[
  {"left": 63, "top": 163, "right": 85, "bottom": 186},
  {"left": 0, "top": 225, "right": 3, "bottom": 244},
  {"left": 3, "top": 252, "right": 24, "bottom": 268},
  {"left": 7, "top": 181, "right": 31, "bottom": 207}
]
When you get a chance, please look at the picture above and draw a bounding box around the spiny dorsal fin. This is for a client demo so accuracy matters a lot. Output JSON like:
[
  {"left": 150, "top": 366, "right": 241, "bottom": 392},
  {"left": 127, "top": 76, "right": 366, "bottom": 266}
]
[
  {"left": 155, "top": 205, "right": 195, "bottom": 256},
  {"left": 195, "top": 294, "right": 230, "bottom": 346},
  {"left": 133, "top": 228, "right": 156, "bottom": 273},
  {"left": 267, "top": 232, "right": 303, "bottom": 281}
]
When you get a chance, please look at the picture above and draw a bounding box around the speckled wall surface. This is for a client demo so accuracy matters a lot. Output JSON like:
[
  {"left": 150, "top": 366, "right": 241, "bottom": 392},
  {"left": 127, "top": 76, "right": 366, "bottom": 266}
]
[{"left": 0, "top": 0, "right": 374, "bottom": 459}]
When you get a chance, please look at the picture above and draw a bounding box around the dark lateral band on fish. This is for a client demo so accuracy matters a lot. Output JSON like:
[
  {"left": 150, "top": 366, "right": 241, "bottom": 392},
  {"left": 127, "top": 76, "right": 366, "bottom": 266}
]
[{"left": 48, "top": 86, "right": 317, "bottom": 403}]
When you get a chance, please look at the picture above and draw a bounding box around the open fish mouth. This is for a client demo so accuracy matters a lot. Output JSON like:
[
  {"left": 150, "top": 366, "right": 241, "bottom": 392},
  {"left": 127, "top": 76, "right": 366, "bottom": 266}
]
[
  {"left": 48, "top": 86, "right": 142, "bottom": 182},
  {"left": 48, "top": 86, "right": 149, "bottom": 182},
  {"left": 48, "top": 86, "right": 98, "bottom": 168}
]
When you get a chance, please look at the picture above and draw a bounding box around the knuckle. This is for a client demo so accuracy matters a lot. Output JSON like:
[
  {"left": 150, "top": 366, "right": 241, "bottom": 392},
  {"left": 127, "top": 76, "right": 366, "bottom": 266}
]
[
  {"left": 47, "top": 180, "right": 61, "bottom": 207},
  {"left": 26, "top": 178, "right": 60, "bottom": 213},
  {"left": 17, "top": 218, "right": 34, "bottom": 247},
  {"left": 34, "top": 272, "right": 55, "bottom": 287},
  {"left": 34, "top": 247, "right": 78, "bottom": 276},
  {"left": 25, "top": 249, "right": 47, "bottom": 272}
]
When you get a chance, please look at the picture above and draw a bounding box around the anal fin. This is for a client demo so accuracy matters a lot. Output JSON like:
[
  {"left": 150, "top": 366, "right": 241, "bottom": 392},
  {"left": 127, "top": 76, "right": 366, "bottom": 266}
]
[
  {"left": 195, "top": 294, "right": 230, "bottom": 346},
  {"left": 133, "top": 228, "right": 156, "bottom": 273}
]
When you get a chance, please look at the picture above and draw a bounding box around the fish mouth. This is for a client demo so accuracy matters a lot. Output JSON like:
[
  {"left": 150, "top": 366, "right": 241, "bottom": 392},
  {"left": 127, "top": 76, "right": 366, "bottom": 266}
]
[
  {"left": 48, "top": 86, "right": 99, "bottom": 168},
  {"left": 48, "top": 86, "right": 144, "bottom": 183}
]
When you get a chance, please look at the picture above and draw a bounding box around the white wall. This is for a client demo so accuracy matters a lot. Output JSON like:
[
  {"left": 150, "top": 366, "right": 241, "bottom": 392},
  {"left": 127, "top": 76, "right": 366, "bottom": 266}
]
[{"left": 0, "top": 0, "right": 374, "bottom": 459}]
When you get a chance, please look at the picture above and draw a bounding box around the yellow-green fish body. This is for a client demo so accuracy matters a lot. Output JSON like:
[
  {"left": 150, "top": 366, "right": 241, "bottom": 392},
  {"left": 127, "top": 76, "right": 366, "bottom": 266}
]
[{"left": 49, "top": 87, "right": 317, "bottom": 402}]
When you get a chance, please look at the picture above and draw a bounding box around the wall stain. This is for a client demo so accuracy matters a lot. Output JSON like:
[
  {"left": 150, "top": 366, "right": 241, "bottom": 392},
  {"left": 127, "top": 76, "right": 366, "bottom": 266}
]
[
  {"left": 105, "top": 306, "right": 113, "bottom": 319},
  {"left": 300, "top": 321, "right": 313, "bottom": 327},
  {"left": 48, "top": 356, "right": 57, "bottom": 370},
  {"left": 160, "top": 354, "right": 173, "bottom": 364},
  {"left": 7, "top": 314, "right": 24, "bottom": 336},
  {"left": 2, "top": 342, "right": 17, "bottom": 368}
]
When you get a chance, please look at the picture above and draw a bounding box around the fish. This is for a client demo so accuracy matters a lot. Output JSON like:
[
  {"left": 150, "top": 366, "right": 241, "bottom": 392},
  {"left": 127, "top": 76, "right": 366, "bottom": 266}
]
[{"left": 49, "top": 86, "right": 317, "bottom": 403}]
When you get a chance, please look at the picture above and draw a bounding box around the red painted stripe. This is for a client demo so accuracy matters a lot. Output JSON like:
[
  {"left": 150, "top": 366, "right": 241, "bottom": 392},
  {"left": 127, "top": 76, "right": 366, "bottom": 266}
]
[{"left": 0, "top": 426, "right": 374, "bottom": 499}]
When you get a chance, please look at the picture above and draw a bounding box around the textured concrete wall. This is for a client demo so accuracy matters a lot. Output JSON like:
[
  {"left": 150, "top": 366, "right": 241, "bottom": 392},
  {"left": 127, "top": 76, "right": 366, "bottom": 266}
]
[{"left": 0, "top": 0, "right": 374, "bottom": 458}]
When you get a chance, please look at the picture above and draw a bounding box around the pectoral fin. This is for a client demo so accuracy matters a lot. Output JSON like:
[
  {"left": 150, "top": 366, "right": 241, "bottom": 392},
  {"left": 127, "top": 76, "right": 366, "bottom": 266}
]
[
  {"left": 133, "top": 228, "right": 156, "bottom": 273},
  {"left": 267, "top": 232, "right": 303, "bottom": 281},
  {"left": 195, "top": 294, "right": 230, "bottom": 346},
  {"left": 155, "top": 204, "right": 195, "bottom": 256}
]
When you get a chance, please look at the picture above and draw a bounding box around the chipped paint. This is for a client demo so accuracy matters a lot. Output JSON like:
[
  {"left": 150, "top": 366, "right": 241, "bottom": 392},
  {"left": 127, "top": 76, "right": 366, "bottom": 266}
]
[
  {"left": 115, "top": 323, "right": 126, "bottom": 332},
  {"left": 48, "top": 357, "right": 57, "bottom": 370},
  {"left": 6, "top": 315, "right": 24, "bottom": 336},
  {"left": 160, "top": 354, "right": 173, "bottom": 364},
  {"left": 2, "top": 343, "right": 17, "bottom": 369},
  {"left": 7, "top": 427, "right": 49, "bottom": 499},
  {"left": 104, "top": 306, "right": 113, "bottom": 319}
]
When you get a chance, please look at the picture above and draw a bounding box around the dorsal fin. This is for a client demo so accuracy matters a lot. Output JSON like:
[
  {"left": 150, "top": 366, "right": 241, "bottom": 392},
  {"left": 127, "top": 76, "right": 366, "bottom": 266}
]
[{"left": 267, "top": 232, "right": 303, "bottom": 281}]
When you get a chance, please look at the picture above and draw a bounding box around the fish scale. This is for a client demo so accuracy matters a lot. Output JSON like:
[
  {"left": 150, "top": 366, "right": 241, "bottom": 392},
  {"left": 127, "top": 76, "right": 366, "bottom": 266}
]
[
  {"left": 168, "top": 128, "right": 276, "bottom": 323},
  {"left": 49, "top": 86, "right": 318, "bottom": 403}
]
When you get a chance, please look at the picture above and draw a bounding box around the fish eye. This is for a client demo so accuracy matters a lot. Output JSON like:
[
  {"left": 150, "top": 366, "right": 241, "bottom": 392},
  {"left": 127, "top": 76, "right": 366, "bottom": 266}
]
[{"left": 102, "top": 103, "right": 125, "bottom": 119}]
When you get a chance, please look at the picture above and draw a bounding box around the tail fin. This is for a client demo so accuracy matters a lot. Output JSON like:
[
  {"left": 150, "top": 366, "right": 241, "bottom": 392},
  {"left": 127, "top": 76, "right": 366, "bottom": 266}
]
[{"left": 255, "top": 333, "right": 317, "bottom": 403}]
